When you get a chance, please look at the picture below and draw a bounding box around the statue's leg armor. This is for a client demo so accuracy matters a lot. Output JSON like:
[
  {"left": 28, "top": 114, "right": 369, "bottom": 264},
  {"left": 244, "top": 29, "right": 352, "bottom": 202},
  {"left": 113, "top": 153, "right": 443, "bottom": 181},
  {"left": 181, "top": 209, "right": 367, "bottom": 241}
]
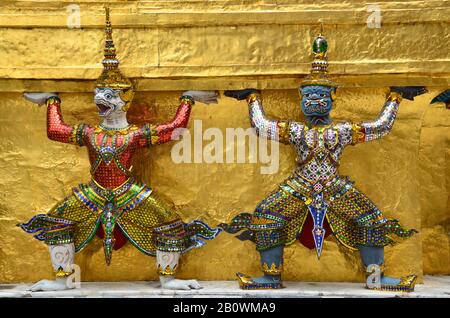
[
  {"left": 236, "top": 213, "right": 286, "bottom": 289},
  {"left": 250, "top": 245, "right": 284, "bottom": 285},
  {"left": 233, "top": 189, "right": 293, "bottom": 290},
  {"left": 140, "top": 192, "right": 220, "bottom": 290},
  {"left": 156, "top": 250, "right": 201, "bottom": 290},
  {"left": 338, "top": 187, "right": 418, "bottom": 292},
  {"left": 29, "top": 243, "right": 76, "bottom": 292},
  {"left": 358, "top": 245, "right": 417, "bottom": 292},
  {"left": 236, "top": 244, "right": 284, "bottom": 290}
]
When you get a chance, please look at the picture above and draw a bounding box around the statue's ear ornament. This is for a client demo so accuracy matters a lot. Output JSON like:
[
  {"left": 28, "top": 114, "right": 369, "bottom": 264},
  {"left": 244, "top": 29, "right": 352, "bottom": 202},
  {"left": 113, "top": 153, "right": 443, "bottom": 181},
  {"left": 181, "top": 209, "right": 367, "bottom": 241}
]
[
  {"left": 330, "top": 88, "right": 337, "bottom": 101},
  {"left": 120, "top": 88, "right": 135, "bottom": 111},
  {"left": 95, "top": 7, "right": 134, "bottom": 110}
]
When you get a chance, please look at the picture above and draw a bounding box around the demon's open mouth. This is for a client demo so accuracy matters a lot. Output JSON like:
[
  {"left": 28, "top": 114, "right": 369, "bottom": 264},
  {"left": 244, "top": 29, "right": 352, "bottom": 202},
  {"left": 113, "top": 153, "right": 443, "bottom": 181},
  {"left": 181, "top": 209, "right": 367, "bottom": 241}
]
[
  {"left": 304, "top": 99, "right": 329, "bottom": 114},
  {"left": 305, "top": 99, "right": 327, "bottom": 107},
  {"left": 95, "top": 99, "right": 114, "bottom": 116}
]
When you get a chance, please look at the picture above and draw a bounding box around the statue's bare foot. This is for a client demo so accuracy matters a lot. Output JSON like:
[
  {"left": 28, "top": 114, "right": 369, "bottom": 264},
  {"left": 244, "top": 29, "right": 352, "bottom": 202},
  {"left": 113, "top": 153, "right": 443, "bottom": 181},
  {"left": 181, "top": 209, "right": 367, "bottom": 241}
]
[
  {"left": 29, "top": 278, "right": 72, "bottom": 292},
  {"left": 160, "top": 277, "right": 202, "bottom": 290}
]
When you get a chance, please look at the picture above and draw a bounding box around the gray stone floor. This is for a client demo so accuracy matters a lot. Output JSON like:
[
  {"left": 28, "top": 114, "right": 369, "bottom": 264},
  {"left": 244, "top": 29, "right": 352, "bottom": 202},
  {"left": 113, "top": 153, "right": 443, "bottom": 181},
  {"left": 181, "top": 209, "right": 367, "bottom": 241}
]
[{"left": 1, "top": 275, "right": 449, "bottom": 298}]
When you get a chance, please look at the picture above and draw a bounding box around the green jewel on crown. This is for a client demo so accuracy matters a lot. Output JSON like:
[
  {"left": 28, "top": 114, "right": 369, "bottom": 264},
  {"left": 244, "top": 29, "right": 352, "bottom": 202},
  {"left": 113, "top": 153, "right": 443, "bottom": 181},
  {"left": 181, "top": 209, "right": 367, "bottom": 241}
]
[{"left": 312, "top": 35, "right": 328, "bottom": 56}]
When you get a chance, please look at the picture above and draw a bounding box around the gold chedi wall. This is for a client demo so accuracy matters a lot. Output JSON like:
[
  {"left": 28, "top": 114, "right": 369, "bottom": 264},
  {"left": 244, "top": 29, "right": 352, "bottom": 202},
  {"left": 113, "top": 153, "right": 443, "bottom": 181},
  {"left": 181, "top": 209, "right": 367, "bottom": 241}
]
[{"left": 0, "top": 0, "right": 449, "bottom": 283}]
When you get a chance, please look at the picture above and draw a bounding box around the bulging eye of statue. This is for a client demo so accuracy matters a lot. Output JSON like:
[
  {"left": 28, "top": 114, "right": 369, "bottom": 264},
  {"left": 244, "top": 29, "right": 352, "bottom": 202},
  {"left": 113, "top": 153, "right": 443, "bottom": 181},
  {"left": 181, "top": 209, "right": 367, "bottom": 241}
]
[
  {"left": 320, "top": 93, "right": 326, "bottom": 98},
  {"left": 105, "top": 93, "right": 112, "bottom": 100},
  {"left": 304, "top": 93, "right": 310, "bottom": 98}
]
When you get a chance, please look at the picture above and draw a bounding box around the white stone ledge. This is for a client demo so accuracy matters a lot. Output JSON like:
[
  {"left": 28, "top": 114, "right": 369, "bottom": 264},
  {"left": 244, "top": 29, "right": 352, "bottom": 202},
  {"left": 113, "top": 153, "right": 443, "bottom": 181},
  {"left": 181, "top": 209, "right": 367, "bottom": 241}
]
[{"left": 1, "top": 275, "right": 449, "bottom": 298}]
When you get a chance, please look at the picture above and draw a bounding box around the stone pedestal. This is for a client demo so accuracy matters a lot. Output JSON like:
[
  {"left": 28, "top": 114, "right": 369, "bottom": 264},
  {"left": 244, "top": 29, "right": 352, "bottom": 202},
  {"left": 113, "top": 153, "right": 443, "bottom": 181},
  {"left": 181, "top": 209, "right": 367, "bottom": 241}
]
[{"left": 1, "top": 276, "right": 449, "bottom": 298}]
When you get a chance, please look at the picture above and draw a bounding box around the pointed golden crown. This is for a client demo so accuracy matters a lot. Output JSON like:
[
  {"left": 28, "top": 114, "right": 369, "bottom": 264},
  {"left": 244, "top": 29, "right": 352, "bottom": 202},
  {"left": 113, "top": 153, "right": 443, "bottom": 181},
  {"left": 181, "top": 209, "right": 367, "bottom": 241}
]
[
  {"left": 301, "top": 29, "right": 338, "bottom": 88},
  {"left": 95, "top": 7, "right": 133, "bottom": 91}
]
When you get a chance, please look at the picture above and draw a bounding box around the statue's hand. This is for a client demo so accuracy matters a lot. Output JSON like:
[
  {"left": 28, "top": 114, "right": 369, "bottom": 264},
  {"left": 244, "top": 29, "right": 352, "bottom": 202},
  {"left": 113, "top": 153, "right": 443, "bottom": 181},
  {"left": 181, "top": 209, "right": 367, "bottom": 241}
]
[
  {"left": 224, "top": 89, "right": 260, "bottom": 101},
  {"left": 24, "top": 92, "right": 58, "bottom": 106},
  {"left": 182, "top": 90, "right": 219, "bottom": 105},
  {"left": 29, "top": 278, "right": 72, "bottom": 292},
  {"left": 390, "top": 86, "right": 427, "bottom": 101}
]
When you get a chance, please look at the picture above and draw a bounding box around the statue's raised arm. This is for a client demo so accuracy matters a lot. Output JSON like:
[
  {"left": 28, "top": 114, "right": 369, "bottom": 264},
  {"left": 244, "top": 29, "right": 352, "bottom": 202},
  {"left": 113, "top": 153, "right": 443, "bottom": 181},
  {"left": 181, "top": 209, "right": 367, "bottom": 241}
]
[
  {"left": 224, "top": 89, "right": 290, "bottom": 143},
  {"left": 149, "top": 90, "right": 218, "bottom": 145},
  {"left": 24, "top": 92, "right": 88, "bottom": 146},
  {"left": 352, "top": 86, "right": 428, "bottom": 144}
]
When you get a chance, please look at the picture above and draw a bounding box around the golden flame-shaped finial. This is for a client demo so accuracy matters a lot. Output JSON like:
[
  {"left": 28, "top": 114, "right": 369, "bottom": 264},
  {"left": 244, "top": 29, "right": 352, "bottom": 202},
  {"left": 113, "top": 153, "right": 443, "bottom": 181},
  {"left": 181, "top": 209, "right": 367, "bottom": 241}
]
[
  {"left": 102, "top": 7, "right": 118, "bottom": 70},
  {"left": 95, "top": 7, "right": 133, "bottom": 91}
]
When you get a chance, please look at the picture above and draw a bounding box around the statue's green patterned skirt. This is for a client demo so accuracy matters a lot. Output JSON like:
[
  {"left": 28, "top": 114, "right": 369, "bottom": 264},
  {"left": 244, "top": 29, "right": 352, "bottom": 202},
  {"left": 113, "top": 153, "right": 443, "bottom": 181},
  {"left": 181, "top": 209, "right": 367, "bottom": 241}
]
[{"left": 18, "top": 179, "right": 218, "bottom": 260}]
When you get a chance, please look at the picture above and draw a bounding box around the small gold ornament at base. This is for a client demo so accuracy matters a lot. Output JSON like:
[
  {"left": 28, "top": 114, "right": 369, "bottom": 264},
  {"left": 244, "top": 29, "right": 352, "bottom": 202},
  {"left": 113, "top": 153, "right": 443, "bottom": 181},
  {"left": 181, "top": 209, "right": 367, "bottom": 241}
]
[{"left": 262, "top": 262, "right": 284, "bottom": 275}]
